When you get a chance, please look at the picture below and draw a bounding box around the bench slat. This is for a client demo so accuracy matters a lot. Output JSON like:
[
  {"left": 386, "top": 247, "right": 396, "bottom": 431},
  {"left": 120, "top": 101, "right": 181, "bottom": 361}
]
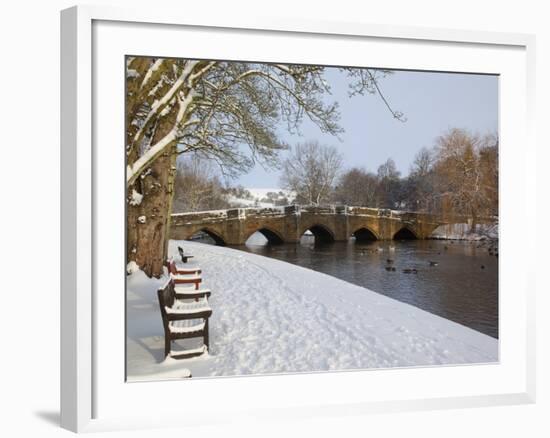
[
  {"left": 171, "top": 273, "right": 201, "bottom": 281},
  {"left": 165, "top": 298, "right": 211, "bottom": 314},
  {"left": 175, "top": 291, "right": 211, "bottom": 300},
  {"left": 175, "top": 286, "right": 211, "bottom": 295},
  {"left": 174, "top": 264, "right": 201, "bottom": 275},
  {"left": 166, "top": 310, "right": 212, "bottom": 321},
  {"left": 169, "top": 320, "right": 205, "bottom": 334},
  {"left": 170, "top": 345, "right": 206, "bottom": 359}
]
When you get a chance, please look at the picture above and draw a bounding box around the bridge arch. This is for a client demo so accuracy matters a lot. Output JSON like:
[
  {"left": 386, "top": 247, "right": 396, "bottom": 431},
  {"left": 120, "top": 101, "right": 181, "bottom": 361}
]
[
  {"left": 188, "top": 227, "right": 227, "bottom": 246},
  {"left": 393, "top": 226, "right": 418, "bottom": 240},
  {"left": 300, "top": 224, "right": 335, "bottom": 243},
  {"left": 351, "top": 226, "right": 379, "bottom": 242},
  {"left": 245, "top": 227, "right": 285, "bottom": 245}
]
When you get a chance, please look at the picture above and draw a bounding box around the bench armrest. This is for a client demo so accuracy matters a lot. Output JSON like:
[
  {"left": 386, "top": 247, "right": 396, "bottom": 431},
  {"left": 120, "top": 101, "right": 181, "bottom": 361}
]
[
  {"left": 175, "top": 290, "right": 211, "bottom": 299},
  {"left": 166, "top": 309, "right": 212, "bottom": 321}
]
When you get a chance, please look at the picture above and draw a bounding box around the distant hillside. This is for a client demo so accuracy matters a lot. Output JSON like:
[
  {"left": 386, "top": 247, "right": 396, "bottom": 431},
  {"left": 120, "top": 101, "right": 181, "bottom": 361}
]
[{"left": 228, "top": 187, "right": 295, "bottom": 208}]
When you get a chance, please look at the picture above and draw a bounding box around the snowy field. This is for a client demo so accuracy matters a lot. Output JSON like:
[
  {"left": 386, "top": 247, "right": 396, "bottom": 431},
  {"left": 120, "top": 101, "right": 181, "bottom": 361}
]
[
  {"left": 227, "top": 187, "right": 295, "bottom": 208},
  {"left": 431, "top": 223, "right": 498, "bottom": 240},
  {"left": 126, "top": 240, "right": 498, "bottom": 381}
]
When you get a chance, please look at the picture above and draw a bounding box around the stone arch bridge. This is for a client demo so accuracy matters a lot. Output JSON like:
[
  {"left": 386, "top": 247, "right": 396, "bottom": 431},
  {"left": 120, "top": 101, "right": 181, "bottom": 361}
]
[{"left": 169, "top": 205, "right": 494, "bottom": 246}]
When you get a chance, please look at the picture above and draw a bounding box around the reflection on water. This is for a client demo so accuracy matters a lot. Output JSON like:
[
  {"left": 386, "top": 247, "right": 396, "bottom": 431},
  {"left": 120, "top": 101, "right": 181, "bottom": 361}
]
[{"left": 231, "top": 237, "right": 499, "bottom": 338}]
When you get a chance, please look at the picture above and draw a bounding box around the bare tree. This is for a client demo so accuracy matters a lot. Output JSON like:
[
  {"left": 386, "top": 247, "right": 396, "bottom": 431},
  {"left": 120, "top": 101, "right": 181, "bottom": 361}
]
[
  {"left": 376, "top": 158, "right": 402, "bottom": 208},
  {"left": 280, "top": 141, "right": 343, "bottom": 205},
  {"left": 333, "top": 168, "right": 378, "bottom": 206},
  {"left": 432, "top": 128, "right": 498, "bottom": 230},
  {"left": 411, "top": 147, "right": 433, "bottom": 177},
  {"left": 172, "top": 155, "right": 229, "bottom": 213},
  {"left": 478, "top": 134, "right": 499, "bottom": 217},
  {"left": 401, "top": 147, "right": 436, "bottom": 211},
  {"left": 126, "top": 57, "right": 401, "bottom": 276}
]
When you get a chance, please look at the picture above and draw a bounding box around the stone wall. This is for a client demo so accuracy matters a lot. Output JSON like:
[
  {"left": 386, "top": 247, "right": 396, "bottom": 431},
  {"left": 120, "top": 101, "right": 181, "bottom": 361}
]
[{"left": 169, "top": 205, "right": 491, "bottom": 245}]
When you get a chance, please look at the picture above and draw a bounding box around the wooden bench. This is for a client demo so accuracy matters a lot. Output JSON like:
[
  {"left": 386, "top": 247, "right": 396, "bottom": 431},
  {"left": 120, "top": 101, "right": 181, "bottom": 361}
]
[
  {"left": 174, "top": 285, "right": 212, "bottom": 300},
  {"left": 178, "top": 246, "right": 194, "bottom": 263},
  {"left": 167, "top": 260, "right": 202, "bottom": 290},
  {"left": 167, "top": 259, "right": 202, "bottom": 275},
  {"left": 168, "top": 261, "right": 212, "bottom": 300},
  {"left": 157, "top": 279, "right": 212, "bottom": 360}
]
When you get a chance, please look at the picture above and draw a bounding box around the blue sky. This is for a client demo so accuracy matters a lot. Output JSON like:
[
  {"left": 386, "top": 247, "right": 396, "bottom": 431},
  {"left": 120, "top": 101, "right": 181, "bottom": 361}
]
[{"left": 235, "top": 67, "right": 498, "bottom": 188}]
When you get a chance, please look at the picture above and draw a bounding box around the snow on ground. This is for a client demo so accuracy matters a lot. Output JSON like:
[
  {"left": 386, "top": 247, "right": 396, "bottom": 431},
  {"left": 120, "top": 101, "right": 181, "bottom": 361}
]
[
  {"left": 245, "top": 232, "right": 268, "bottom": 245},
  {"left": 226, "top": 196, "right": 273, "bottom": 208},
  {"left": 431, "top": 223, "right": 498, "bottom": 240},
  {"left": 228, "top": 187, "right": 295, "bottom": 208},
  {"left": 246, "top": 187, "right": 294, "bottom": 200},
  {"left": 126, "top": 241, "right": 498, "bottom": 381}
]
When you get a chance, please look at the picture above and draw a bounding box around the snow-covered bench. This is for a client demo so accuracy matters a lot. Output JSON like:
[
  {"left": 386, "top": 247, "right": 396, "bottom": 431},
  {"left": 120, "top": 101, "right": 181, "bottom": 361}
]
[
  {"left": 174, "top": 285, "right": 212, "bottom": 300},
  {"left": 166, "top": 260, "right": 203, "bottom": 290},
  {"left": 167, "top": 259, "right": 202, "bottom": 276},
  {"left": 171, "top": 273, "right": 202, "bottom": 290},
  {"left": 178, "top": 246, "right": 194, "bottom": 263},
  {"left": 157, "top": 279, "right": 212, "bottom": 360}
]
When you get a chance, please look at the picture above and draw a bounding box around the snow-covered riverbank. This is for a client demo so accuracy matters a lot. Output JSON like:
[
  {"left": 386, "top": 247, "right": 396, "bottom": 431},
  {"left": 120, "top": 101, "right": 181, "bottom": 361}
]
[
  {"left": 430, "top": 223, "right": 498, "bottom": 240},
  {"left": 126, "top": 240, "right": 498, "bottom": 381}
]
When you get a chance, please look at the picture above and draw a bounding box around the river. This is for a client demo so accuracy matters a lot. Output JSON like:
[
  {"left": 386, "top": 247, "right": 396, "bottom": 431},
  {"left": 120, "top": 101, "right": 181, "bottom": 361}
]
[{"left": 228, "top": 237, "right": 498, "bottom": 338}]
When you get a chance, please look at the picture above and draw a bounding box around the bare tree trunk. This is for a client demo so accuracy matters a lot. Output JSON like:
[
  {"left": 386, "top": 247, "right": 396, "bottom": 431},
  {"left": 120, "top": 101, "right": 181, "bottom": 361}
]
[{"left": 127, "top": 112, "right": 178, "bottom": 278}]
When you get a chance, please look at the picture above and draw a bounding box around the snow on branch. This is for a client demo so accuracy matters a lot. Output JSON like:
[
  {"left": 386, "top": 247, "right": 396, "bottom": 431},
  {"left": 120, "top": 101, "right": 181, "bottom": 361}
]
[
  {"left": 127, "top": 91, "right": 196, "bottom": 186},
  {"left": 130, "top": 61, "right": 217, "bottom": 157},
  {"left": 140, "top": 59, "right": 164, "bottom": 90}
]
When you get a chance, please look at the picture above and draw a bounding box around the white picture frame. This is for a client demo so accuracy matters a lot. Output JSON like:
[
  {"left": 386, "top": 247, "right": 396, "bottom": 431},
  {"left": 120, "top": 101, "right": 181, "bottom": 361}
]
[{"left": 60, "top": 5, "right": 536, "bottom": 433}]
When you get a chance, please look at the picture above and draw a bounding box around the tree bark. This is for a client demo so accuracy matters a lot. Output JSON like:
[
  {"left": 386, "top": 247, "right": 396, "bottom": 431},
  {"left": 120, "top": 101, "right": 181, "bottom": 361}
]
[{"left": 127, "top": 111, "right": 178, "bottom": 278}]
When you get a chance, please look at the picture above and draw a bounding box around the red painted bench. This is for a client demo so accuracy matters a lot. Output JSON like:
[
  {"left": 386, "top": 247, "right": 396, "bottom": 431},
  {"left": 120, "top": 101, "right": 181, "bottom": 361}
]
[{"left": 166, "top": 260, "right": 202, "bottom": 290}]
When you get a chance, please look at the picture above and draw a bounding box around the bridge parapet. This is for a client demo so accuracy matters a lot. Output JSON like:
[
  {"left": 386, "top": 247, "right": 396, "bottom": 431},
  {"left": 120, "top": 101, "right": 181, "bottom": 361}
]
[
  {"left": 346, "top": 206, "right": 384, "bottom": 217},
  {"left": 284, "top": 205, "right": 299, "bottom": 215},
  {"left": 300, "top": 205, "right": 339, "bottom": 215},
  {"left": 169, "top": 205, "right": 497, "bottom": 245},
  {"left": 240, "top": 206, "right": 286, "bottom": 219},
  {"left": 226, "top": 208, "right": 246, "bottom": 219},
  {"left": 171, "top": 209, "right": 227, "bottom": 225},
  {"left": 171, "top": 206, "right": 451, "bottom": 223}
]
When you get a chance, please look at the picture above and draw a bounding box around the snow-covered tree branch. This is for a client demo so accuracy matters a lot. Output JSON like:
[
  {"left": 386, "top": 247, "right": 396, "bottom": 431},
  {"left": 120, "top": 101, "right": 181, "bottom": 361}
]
[{"left": 125, "top": 56, "right": 399, "bottom": 277}]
